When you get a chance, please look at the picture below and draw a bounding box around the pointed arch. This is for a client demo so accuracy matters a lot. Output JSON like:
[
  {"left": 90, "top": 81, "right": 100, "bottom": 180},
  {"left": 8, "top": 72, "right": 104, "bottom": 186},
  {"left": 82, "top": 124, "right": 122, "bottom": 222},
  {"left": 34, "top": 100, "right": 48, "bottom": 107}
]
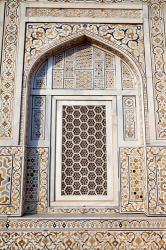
[
  {"left": 23, "top": 29, "right": 147, "bottom": 214},
  {"left": 25, "top": 31, "right": 146, "bottom": 87}
]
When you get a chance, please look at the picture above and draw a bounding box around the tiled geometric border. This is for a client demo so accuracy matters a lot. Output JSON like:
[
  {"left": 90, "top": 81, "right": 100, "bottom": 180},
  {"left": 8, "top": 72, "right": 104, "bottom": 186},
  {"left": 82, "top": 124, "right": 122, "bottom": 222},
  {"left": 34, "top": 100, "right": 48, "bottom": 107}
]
[
  {"left": 25, "top": 147, "right": 48, "bottom": 214},
  {"left": 147, "top": 147, "right": 166, "bottom": 215},
  {"left": 120, "top": 147, "right": 145, "bottom": 213},
  {"left": 0, "top": 155, "right": 13, "bottom": 205},
  {"left": 0, "top": 230, "right": 166, "bottom": 249},
  {"left": 1, "top": 218, "right": 166, "bottom": 230},
  {"left": 0, "top": 147, "right": 22, "bottom": 215}
]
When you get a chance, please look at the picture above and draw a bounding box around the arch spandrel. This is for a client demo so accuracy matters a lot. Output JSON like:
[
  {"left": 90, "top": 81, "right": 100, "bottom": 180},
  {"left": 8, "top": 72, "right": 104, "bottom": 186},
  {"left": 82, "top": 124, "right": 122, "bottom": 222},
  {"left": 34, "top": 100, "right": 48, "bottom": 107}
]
[{"left": 24, "top": 28, "right": 145, "bottom": 87}]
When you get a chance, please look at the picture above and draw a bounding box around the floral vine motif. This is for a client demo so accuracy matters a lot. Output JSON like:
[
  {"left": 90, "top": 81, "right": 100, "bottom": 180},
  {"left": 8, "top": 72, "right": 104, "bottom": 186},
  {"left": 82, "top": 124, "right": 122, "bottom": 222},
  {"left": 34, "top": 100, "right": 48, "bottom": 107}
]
[
  {"left": 0, "top": 231, "right": 166, "bottom": 249},
  {"left": 0, "top": 0, "right": 19, "bottom": 137},
  {"left": 149, "top": 2, "right": 166, "bottom": 139},
  {"left": 25, "top": 23, "right": 144, "bottom": 70}
]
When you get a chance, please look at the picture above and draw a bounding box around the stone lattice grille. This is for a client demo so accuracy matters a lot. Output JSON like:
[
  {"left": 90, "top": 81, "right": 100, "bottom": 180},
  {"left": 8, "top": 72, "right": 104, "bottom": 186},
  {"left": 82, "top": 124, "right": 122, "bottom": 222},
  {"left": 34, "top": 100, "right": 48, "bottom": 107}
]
[{"left": 61, "top": 105, "right": 107, "bottom": 196}]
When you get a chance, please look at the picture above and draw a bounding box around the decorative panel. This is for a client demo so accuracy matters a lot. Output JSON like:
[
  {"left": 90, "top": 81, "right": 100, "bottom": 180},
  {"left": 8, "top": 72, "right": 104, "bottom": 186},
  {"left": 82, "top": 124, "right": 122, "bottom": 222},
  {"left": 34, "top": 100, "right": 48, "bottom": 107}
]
[
  {"left": 147, "top": 147, "right": 166, "bottom": 215},
  {"left": 61, "top": 105, "right": 107, "bottom": 196},
  {"left": 25, "top": 23, "right": 144, "bottom": 76},
  {"left": 1, "top": 230, "right": 166, "bottom": 249},
  {"left": 26, "top": 8, "right": 143, "bottom": 19},
  {"left": 31, "top": 96, "right": 46, "bottom": 140},
  {"left": 0, "top": 156, "right": 12, "bottom": 205},
  {"left": 120, "top": 147, "right": 145, "bottom": 213},
  {"left": 0, "top": 1, "right": 19, "bottom": 137},
  {"left": 123, "top": 96, "right": 137, "bottom": 140},
  {"left": 0, "top": 147, "right": 22, "bottom": 215},
  {"left": 52, "top": 44, "right": 116, "bottom": 89},
  {"left": 2, "top": 217, "right": 166, "bottom": 231},
  {"left": 25, "top": 147, "right": 48, "bottom": 214},
  {"left": 149, "top": 2, "right": 166, "bottom": 139},
  {"left": 33, "top": 61, "right": 47, "bottom": 89},
  {"left": 122, "top": 62, "right": 135, "bottom": 89}
]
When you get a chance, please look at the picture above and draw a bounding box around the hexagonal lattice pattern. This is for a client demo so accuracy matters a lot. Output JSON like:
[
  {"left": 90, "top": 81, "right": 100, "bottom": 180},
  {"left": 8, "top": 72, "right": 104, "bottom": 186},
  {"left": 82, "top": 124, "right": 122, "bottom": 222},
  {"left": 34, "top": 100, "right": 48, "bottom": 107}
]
[{"left": 61, "top": 105, "right": 107, "bottom": 196}]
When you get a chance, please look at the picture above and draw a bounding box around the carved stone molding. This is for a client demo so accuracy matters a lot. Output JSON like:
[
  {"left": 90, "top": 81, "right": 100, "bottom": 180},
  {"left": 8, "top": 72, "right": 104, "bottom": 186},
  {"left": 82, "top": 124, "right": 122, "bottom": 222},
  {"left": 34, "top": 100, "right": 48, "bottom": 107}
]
[
  {"left": 0, "top": 230, "right": 166, "bottom": 249},
  {"left": 26, "top": 8, "right": 142, "bottom": 18}
]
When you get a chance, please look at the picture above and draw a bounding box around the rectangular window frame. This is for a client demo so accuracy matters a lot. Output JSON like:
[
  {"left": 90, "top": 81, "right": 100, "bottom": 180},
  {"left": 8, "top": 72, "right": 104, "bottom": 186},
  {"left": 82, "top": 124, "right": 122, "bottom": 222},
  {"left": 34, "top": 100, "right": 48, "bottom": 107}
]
[{"left": 50, "top": 95, "right": 118, "bottom": 207}]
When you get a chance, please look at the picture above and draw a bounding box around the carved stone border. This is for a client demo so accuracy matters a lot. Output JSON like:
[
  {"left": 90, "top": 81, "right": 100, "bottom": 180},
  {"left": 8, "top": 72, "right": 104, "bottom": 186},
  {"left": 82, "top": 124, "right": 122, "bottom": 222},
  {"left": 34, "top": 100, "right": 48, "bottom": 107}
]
[
  {"left": 0, "top": 0, "right": 19, "bottom": 138},
  {"left": 149, "top": 1, "right": 166, "bottom": 139},
  {"left": 0, "top": 230, "right": 166, "bottom": 249},
  {"left": 2, "top": 217, "right": 166, "bottom": 230}
]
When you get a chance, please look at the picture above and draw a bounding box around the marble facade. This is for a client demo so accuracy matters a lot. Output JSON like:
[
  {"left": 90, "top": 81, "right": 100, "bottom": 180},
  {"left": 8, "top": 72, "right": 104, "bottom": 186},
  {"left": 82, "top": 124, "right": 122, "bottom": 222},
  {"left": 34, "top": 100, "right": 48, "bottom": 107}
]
[{"left": 0, "top": 0, "right": 166, "bottom": 248}]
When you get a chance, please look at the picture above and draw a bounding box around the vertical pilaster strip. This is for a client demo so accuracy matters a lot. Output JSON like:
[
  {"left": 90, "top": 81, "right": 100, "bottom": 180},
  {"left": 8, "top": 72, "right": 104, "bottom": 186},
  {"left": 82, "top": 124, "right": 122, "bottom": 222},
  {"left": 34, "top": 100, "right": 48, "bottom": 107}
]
[
  {"left": 0, "top": 0, "right": 19, "bottom": 138},
  {"left": 149, "top": 0, "right": 166, "bottom": 139},
  {"left": 0, "top": 2, "right": 5, "bottom": 73}
]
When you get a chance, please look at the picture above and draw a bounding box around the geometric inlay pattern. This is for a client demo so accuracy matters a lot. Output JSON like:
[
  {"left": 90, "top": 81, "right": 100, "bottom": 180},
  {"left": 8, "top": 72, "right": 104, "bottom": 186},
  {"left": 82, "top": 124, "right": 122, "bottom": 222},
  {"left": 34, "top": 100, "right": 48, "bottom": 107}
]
[
  {"left": 26, "top": 155, "right": 39, "bottom": 202},
  {"left": 52, "top": 44, "right": 115, "bottom": 89},
  {"left": 31, "top": 96, "right": 46, "bottom": 140},
  {"left": 147, "top": 147, "right": 166, "bottom": 215},
  {"left": 120, "top": 147, "right": 145, "bottom": 213},
  {"left": 158, "top": 156, "right": 166, "bottom": 205},
  {"left": 0, "top": 147, "right": 22, "bottom": 215},
  {"left": 2, "top": 217, "right": 166, "bottom": 230},
  {"left": 25, "top": 147, "right": 48, "bottom": 214},
  {"left": 129, "top": 156, "right": 143, "bottom": 202},
  {"left": 33, "top": 62, "right": 47, "bottom": 89},
  {"left": 0, "top": 0, "right": 19, "bottom": 137},
  {"left": 122, "top": 62, "right": 135, "bottom": 89},
  {"left": 61, "top": 105, "right": 107, "bottom": 196},
  {"left": 0, "top": 156, "right": 12, "bottom": 204}
]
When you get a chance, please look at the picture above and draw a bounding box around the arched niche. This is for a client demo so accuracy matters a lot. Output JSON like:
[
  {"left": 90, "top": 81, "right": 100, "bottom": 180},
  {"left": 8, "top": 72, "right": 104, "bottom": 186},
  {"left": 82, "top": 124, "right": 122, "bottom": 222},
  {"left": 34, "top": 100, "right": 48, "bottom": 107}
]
[{"left": 23, "top": 34, "right": 146, "bottom": 213}]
